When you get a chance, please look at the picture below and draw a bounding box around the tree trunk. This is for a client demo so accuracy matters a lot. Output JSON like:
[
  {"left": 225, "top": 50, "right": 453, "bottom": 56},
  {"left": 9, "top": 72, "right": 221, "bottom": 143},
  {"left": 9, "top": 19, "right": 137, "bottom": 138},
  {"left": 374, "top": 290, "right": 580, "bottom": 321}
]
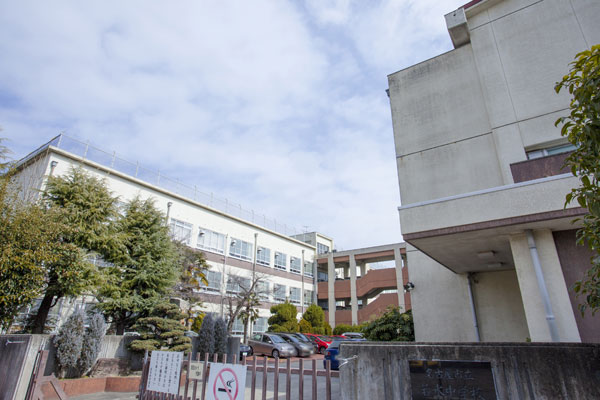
[
  {"left": 243, "top": 317, "right": 248, "bottom": 344},
  {"left": 31, "top": 293, "right": 55, "bottom": 334},
  {"left": 115, "top": 312, "right": 126, "bottom": 335}
]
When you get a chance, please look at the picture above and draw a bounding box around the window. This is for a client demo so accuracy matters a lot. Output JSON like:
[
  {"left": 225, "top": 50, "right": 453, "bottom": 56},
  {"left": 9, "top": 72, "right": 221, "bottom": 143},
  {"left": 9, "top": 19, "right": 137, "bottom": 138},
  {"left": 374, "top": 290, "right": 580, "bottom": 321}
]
[
  {"left": 256, "top": 247, "right": 271, "bottom": 267},
  {"left": 203, "top": 270, "right": 221, "bottom": 292},
  {"left": 304, "top": 262, "right": 314, "bottom": 278},
  {"left": 290, "top": 287, "right": 301, "bottom": 305},
  {"left": 197, "top": 227, "right": 225, "bottom": 254},
  {"left": 253, "top": 317, "right": 268, "bottom": 333},
  {"left": 304, "top": 290, "right": 313, "bottom": 306},
  {"left": 317, "top": 243, "right": 330, "bottom": 255},
  {"left": 274, "top": 252, "right": 287, "bottom": 271},
  {"left": 227, "top": 276, "right": 250, "bottom": 294},
  {"left": 274, "top": 284, "right": 286, "bottom": 302},
  {"left": 257, "top": 281, "right": 270, "bottom": 301},
  {"left": 317, "top": 271, "right": 328, "bottom": 282},
  {"left": 230, "top": 238, "right": 253, "bottom": 261},
  {"left": 526, "top": 143, "right": 576, "bottom": 160},
  {"left": 232, "top": 318, "right": 244, "bottom": 335},
  {"left": 290, "top": 257, "right": 301, "bottom": 274},
  {"left": 169, "top": 218, "right": 192, "bottom": 244}
]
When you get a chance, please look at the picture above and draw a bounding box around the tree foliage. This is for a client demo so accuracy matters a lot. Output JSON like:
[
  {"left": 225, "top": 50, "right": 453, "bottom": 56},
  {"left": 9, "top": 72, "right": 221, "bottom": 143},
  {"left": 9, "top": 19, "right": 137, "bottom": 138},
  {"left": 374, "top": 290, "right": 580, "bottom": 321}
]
[
  {"left": 268, "top": 302, "right": 298, "bottom": 332},
  {"left": 54, "top": 310, "right": 85, "bottom": 377},
  {"left": 362, "top": 307, "right": 414, "bottom": 342},
  {"left": 129, "top": 302, "right": 191, "bottom": 353},
  {"left": 172, "top": 243, "right": 209, "bottom": 328},
  {"left": 555, "top": 44, "right": 600, "bottom": 315},
  {"left": 197, "top": 313, "right": 215, "bottom": 357},
  {"left": 213, "top": 317, "right": 228, "bottom": 356},
  {"left": 301, "top": 304, "right": 326, "bottom": 334},
  {"left": 333, "top": 323, "right": 366, "bottom": 336},
  {"left": 31, "top": 168, "right": 120, "bottom": 333},
  {"left": 78, "top": 311, "right": 107, "bottom": 376},
  {"left": 96, "top": 196, "right": 180, "bottom": 334}
]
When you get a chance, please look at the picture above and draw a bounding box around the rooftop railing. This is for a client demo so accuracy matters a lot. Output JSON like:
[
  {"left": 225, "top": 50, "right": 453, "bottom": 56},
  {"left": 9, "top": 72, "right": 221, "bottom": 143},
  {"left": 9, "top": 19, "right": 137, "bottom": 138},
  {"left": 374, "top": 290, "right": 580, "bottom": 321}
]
[{"left": 45, "top": 134, "right": 304, "bottom": 238}]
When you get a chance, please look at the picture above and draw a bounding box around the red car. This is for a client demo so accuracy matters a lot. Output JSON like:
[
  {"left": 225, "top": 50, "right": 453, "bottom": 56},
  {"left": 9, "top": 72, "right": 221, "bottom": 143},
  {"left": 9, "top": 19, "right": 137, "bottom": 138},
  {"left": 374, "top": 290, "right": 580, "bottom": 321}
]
[{"left": 304, "top": 333, "right": 334, "bottom": 354}]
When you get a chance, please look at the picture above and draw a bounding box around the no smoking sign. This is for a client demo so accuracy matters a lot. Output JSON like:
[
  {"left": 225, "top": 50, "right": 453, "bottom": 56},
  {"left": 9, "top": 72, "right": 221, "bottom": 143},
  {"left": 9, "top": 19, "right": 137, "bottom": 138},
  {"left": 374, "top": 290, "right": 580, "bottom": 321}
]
[{"left": 206, "top": 363, "right": 247, "bottom": 400}]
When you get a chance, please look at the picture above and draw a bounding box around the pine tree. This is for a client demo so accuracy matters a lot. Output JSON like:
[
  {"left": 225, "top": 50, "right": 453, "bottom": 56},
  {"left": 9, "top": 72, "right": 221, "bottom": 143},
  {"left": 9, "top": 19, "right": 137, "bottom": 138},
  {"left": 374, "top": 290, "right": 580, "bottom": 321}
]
[
  {"left": 96, "top": 196, "right": 179, "bottom": 334},
  {"left": 129, "top": 302, "right": 191, "bottom": 353},
  {"left": 197, "top": 314, "right": 215, "bottom": 358},
  {"left": 54, "top": 310, "right": 85, "bottom": 377},
  {"left": 78, "top": 312, "right": 107, "bottom": 376},
  {"left": 213, "top": 317, "right": 228, "bottom": 356},
  {"left": 302, "top": 304, "right": 325, "bottom": 334},
  {"left": 267, "top": 302, "right": 298, "bottom": 332},
  {"left": 32, "top": 167, "right": 122, "bottom": 333}
]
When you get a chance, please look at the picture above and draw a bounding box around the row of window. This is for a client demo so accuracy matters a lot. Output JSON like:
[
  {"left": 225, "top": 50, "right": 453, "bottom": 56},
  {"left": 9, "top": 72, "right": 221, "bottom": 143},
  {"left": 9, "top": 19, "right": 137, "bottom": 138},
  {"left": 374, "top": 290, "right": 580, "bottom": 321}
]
[
  {"left": 231, "top": 316, "right": 268, "bottom": 335},
  {"left": 201, "top": 271, "right": 313, "bottom": 305},
  {"left": 169, "top": 222, "right": 315, "bottom": 276}
]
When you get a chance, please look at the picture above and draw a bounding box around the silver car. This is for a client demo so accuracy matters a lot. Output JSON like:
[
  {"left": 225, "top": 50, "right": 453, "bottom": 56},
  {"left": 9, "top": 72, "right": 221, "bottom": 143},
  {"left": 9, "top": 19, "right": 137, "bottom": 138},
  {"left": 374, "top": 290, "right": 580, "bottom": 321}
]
[
  {"left": 275, "top": 333, "right": 315, "bottom": 357},
  {"left": 249, "top": 333, "right": 296, "bottom": 358}
]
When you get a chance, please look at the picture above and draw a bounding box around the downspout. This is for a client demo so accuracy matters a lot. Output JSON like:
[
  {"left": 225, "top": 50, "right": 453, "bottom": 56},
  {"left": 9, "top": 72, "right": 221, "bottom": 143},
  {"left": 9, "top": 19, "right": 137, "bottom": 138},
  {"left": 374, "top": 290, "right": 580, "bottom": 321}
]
[
  {"left": 525, "top": 229, "right": 560, "bottom": 342},
  {"left": 301, "top": 250, "right": 305, "bottom": 314},
  {"left": 220, "top": 234, "right": 229, "bottom": 318},
  {"left": 466, "top": 273, "right": 481, "bottom": 342}
]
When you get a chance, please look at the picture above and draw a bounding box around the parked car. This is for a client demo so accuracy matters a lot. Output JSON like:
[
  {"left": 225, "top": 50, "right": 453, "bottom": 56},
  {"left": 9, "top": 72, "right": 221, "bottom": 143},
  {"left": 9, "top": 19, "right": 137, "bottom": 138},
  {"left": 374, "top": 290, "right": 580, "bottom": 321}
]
[
  {"left": 290, "top": 333, "right": 318, "bottom": 352},
  {"left": 304, "top": 333, "right": 333, "bottom": 354},
  {"left": 248, "top": 333, "right": 296, "bottom": 358},
  {"left": 239, "top": 343, "right": 252, "bottom": 360},
  {"left": 274, "top": 333, "right": 315, "bottom": 357},
  {"left": 341, "top": 332, "right": 364, "bottom": 339},
  {"left": 184, "top": 330, "right": 199, "bottom": 338},
  {"left": 324, "top": 338, "right": 366, "bottom": 370}
]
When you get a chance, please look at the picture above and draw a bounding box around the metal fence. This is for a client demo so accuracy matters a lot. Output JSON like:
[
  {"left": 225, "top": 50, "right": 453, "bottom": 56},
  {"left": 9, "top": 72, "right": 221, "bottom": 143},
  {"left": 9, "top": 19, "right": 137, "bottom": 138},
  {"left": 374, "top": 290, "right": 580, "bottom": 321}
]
[
  {"left": 139, "top": 352, "right": 336, "bottom": 400},
  {"left": 44, "top": 134, "right": 304, "bottom": 238}
]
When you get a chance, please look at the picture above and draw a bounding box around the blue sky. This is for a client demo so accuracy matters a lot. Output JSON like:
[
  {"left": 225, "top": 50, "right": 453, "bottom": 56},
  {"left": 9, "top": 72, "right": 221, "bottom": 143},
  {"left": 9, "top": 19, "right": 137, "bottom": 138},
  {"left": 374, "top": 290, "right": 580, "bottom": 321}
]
[{"left": 0, "top": 0, "right": 466, "bottom": 250}]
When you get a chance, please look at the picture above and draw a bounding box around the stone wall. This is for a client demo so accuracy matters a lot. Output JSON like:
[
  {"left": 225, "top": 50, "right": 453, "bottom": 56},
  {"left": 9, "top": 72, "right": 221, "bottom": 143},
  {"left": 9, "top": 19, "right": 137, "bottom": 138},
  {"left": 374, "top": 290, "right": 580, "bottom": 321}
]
[{"left": 339, "top": 342, "right": 600, "bottom": 400}]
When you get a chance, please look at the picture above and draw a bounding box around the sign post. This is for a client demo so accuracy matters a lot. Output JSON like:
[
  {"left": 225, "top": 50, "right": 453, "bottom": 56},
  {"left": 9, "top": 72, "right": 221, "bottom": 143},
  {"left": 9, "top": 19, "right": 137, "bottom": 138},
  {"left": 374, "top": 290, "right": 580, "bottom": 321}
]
[{"left": 146, "top": 351, "right": 184, "bottom": 395}]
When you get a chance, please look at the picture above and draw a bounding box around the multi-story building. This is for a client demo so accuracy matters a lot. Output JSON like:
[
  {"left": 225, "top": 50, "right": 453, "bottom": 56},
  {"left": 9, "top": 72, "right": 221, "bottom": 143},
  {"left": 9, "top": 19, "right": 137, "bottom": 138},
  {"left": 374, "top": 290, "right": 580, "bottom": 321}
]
[
  {"left": 388, "top": 0, "right": 599, "bottom": 342},
  {"left": 14, "top": 135, "right": 325, "bottom": 336}
]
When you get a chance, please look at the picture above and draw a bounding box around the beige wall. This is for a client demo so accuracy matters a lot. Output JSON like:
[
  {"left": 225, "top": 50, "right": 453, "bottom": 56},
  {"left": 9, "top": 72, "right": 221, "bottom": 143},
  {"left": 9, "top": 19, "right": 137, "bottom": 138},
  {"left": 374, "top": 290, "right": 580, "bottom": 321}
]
[
  {"left": 407, "top": 246, "right": 477, "bottom": 342},
  {"left": 472, "top": 270, "right": 529, "bottom": 342}
]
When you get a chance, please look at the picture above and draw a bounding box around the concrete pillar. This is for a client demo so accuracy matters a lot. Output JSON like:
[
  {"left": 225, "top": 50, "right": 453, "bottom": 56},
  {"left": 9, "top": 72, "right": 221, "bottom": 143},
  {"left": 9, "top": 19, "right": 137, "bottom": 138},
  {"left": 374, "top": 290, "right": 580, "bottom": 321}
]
[
  {"left": 344, "top": 265, "right": 350, "bottom": 279},
  {"left": 349, "top": 254, "right": 358, "bottom": 325},
  {"left": 327, "top": 253, "right": 336, "bottom": 327},
  {"left": 394, "top": 248, "right": 406, "bottom": 312},
  {"left": 510, "top": 230, "right": 581, "bottom": 342},
  {"left": 359, "top": 263, "right": 366, "bottom": 277}
]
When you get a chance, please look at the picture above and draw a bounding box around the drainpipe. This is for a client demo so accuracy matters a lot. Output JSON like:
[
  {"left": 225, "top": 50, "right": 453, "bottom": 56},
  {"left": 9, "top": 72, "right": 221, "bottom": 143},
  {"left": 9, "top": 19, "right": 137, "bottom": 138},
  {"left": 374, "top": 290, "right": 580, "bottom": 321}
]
[
  {"left": 525, "top": 230, "right": 560, "bottom": 342},
  {"left": 166, "top": 201, "right": 173, "bottom": 226},
  {"left": 301, "top": 250, "right": 305, "bottom": 314},
  {"left": 220, "top": 234, "right": 229, "bottom": 318},
  {"left": 466, "top": 273, "right": 480, "bottom": 342}
]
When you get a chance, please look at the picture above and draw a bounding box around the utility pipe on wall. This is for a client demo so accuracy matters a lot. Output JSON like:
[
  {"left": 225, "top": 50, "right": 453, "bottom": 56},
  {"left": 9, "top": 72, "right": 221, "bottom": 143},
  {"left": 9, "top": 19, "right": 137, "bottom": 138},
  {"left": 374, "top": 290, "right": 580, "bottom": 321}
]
[
  {"left": 466, "top": 273, "right": 480, "bottom": 342},
  {"left": 525, "top": 229, "right": 560, "bottom": 342}
]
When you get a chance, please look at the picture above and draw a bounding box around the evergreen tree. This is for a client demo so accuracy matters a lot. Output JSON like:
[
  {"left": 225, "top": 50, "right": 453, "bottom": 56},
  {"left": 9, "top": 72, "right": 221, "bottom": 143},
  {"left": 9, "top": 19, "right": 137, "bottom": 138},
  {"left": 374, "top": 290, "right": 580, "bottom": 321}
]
[
  {"left": 362, "top": 307, "right": 414, "bottom": 342},
  {"left": 54, "top": 310, "right": 85, "bottom": 377},
  {"left": 172, "top": 242, "right": 209, "bottom": 328},
  {"left": 32, "top": 168, "right": 121, "bottom": 333},
  {"left": 298, "top": 319, "right": 312, "bottom": 333},
  {"left": 213, "top": 317, "right": 228, "bottom": 356},
  {"left": 191, "top": 314, "right": 204, "bottom": 334},
  {"left": 78, "top": 311, "right": 107, "bottom": 376},
  {"left": 302, "top": 304, "right": 325, "bottom": 335},
  {"left": 267, "top": 302, "right": 298, "bottom": 332},
  {"left": 129, "top": 302, "right": 191, "bottom": 353},
  {"left": 197, "top": 314, "right": 215, "bottom": 357},
  {"left": 96, "top": 196, "right": 179, "bottom": 334}
]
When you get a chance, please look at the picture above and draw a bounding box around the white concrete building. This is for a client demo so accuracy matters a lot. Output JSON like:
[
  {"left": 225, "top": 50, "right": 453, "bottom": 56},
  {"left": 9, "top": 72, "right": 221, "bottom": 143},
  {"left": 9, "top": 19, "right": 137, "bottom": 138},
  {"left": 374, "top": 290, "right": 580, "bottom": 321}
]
[
  {"left": 388, "top": 0, "right": 600, "bottom": 342},
  {"left": 14, "top": 135, "right": 334, "bottom": 336}
]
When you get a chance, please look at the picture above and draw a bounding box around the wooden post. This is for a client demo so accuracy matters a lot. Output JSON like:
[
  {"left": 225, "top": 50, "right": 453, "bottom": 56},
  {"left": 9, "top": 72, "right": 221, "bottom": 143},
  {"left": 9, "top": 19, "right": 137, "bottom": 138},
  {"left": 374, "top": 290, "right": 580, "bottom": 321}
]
[
  {"left": 251, "top": 354, "right": 257, "bottom": 400},
  {"left": 192, "top": 353, "right": 200, "bottom": 400},
  {"left": 312, "top": 359, "right": 317, "bottom": 400},
  {"left": 285, "top": 358, "right": 292, "bottom": 400},
  {"left": 299, "top": 358, "right": 304, "bottom": 400},
  {"left": 325, "top": 360, "right": 332, "bottom": 400},
  {"left": 201, "top": 353, "right": 209, "bottom": 400},
  {"left": 274, "top": 356, "right": 280, "bottom": 400},
  {"left": 262, "top": 356, "right": 268, "bottom": 400},
  {"left": 184, "top": 352, "right": 191, "bottom": 400}
]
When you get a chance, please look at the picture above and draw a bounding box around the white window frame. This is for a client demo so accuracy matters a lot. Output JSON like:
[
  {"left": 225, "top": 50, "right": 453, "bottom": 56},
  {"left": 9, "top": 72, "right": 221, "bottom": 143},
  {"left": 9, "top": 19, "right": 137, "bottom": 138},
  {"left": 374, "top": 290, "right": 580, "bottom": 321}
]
[
  {"left": 256, "top": 247, "right": 271, "bottom": 267},
  {"left": 304, "top": 262, "right": 314, "bottom": 278},
  {"left": 196, "top": 227, "right": 226, "bottom": 255},
  {"left": 202, "top": 270, "right": 222, "bottom": 292},
  {"left": 274, "top": 284, "right": 287, "bottom": 302},
  {"left": 274, "top": 252, "right": 287, "bottom": 271},
  {"left": 169, "top": 218, "right": 193, "bottom": 245},
  {"left": 290, "top": 256, "right": 301, "bottom": 274},
  {"left": 230, "top": 238, "right": 253, "bottom": 261},
  {"left": 290, "top": 287, "right": 301, "bottom": 305}
]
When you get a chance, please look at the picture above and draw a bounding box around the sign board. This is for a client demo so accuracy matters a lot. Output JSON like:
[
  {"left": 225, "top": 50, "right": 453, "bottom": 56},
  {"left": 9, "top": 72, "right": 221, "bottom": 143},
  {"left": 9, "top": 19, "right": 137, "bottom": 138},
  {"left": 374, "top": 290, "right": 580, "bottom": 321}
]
[
  {"left": 409, "top": 360, "right": 497, "bottom": 400},
  {"left": 206, "top": 363, "right": 247, "bottom": 400},
  {"left": 189, "top": 361, "right": 205, "bottom": 380},
  {"left": 147, "top": 351, "right": 183, "bottom": 395}
]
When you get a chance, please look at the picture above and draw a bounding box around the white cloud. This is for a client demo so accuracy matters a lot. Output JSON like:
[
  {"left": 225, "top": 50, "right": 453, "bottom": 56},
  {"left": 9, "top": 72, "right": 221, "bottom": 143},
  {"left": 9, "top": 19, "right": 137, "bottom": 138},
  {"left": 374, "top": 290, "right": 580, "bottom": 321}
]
[{"left": 0, "top": 0, "right": 463, "bottom": 249}]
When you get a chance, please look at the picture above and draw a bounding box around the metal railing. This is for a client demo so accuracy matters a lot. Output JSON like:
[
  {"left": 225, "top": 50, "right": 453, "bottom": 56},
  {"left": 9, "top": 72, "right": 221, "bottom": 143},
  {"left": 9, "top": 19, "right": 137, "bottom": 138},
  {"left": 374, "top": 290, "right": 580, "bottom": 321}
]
[{"left": 47, "top": 134, "right": 304, "bottom": 238}]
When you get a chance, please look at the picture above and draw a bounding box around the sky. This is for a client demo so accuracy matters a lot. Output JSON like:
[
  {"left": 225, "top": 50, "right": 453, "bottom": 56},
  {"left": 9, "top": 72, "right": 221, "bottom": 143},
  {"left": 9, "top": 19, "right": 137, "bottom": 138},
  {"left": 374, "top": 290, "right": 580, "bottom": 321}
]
[{"left": 0, "top": 0, "right": 466, "bottom": 250}]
